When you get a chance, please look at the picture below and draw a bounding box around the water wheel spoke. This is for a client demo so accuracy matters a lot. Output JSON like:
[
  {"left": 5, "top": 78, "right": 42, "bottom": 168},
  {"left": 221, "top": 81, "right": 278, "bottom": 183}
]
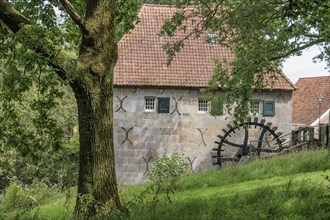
[
  {"left": 223, "top": 139, "right": 246, "bottom": 148},
  {"left": 243, "top": 128, "right": 249, "bottom": 147},
  {"left": 257, "top": 128, "right": 267, "bottom": 149}
]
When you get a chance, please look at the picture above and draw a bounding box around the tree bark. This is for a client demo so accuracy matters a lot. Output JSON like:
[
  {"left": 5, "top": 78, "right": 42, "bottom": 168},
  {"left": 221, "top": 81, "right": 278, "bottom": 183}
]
[
  {"left": 72, "top": 76, "right": 124, "bottom": 218},
  {"left": 72, "top": 0, "right": 126, "bottom": 217}
]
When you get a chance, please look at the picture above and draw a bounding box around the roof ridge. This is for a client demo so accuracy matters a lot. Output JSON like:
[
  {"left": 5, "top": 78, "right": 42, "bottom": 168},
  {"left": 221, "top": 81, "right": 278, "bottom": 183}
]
[{"left": 297, "top": 75, "right": 330, "bottom": 80}]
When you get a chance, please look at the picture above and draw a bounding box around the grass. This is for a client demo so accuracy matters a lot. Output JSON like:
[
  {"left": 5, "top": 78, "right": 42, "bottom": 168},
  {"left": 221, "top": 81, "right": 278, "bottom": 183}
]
[
  {"left": 1, "top": 149, "right": 330, "bottom": 219},
  {"left": 124, "top": 171, "right": 329, "bottom": 220}
]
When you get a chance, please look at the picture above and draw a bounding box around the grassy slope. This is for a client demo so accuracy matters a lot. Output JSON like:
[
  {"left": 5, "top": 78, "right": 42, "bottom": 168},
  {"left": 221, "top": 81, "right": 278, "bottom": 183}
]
[{"left": 34, "top": 149, "right": 330, "bottom": 219}]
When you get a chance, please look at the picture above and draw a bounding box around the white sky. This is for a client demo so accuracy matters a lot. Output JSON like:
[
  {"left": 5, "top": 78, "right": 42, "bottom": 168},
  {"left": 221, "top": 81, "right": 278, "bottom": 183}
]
[{"left": 282, "top": 46, "right": 329, "bottom": 84}]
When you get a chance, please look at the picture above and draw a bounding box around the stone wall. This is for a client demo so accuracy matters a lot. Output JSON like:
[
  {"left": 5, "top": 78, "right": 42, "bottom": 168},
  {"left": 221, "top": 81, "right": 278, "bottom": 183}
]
[{"left": 113, "top": 87, "right": 293, "bottom": 184}]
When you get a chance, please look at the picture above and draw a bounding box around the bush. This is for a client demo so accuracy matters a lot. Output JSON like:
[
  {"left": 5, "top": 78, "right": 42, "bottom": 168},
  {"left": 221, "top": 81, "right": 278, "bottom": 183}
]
[
  {"left": 0, "top": 182, "right": 32, "bottom": 215},
  {"left": 125, "top": 153, "right": 189, "bottom": 214},
  {"left": 0, "top": 141, "right": 79, "bottom": 193},
  {"left": 0, "top": 181, "right": 63, "bottom": 219},
  {"left": 147, "top": 152, "right": 189, "bottom": 206}
]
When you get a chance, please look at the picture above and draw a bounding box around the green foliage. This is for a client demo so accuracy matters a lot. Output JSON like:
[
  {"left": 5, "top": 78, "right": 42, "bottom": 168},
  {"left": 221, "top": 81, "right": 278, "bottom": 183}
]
[
  {"left": 0, "top": 0, "right": 141, "bottom": 159},
  {"left": 1, "top": 149, "right": 328, "bottom": 219},
  {"left": 0, "top": 141, "right": 79, "bottom": 193},
  {"left": 123, "top": 153, "right": 190, "bottom": 214},
  {"left": 0, "top": 182, "right": 32, "bottom": 217},
  {"left": 0, "top": 0, "right": 143, "bottom": 217},
  {"left": 75, "top": 193, "right": 128, "bottom": 220},
  {"left": 0, "top": 46, "right": 78, "bottom": 191},
  {"left": 0, "top": 69, "right": 79, "bottom": 191},
  {"left": 147, "top": 152, "right": 189, "bottom": 207},
  {"left": 176, "top": 149, "right": 330, "bottom": 191},
  {"left": 148, "top": 152, "right": 189, "bottom": 182},
  {"left": 0, "top": 181, "right": 61, "bottom": 220},
  {"left": 0, "top": 42, "right": 77, "bottom": 159},
  {"left": 121, "top": 150, "right": 330, "bottom": 220},
  {"left": 129, "top": 181, "right": 329, "bottom": 220},
  {"left": 115, "top": 0, "right": 141, "bottom": 41},
  {"left": 160, "top": 0, "right": 329, "bottom": 121}
]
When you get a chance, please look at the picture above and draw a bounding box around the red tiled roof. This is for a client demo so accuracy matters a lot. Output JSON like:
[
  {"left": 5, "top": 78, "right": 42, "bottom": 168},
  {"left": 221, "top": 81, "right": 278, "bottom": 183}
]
[
  {"left": 114, "top": 4, "right": 295, "bottom": 90},
  {"left": 292, "top": 76, "right": 330, "bottom": 125}
]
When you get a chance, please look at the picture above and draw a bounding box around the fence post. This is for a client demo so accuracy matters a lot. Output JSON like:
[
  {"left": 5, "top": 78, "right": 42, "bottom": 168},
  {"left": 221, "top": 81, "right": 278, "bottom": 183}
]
[
  {"left": 308, "top": 127, "right": 314, "bottom": 147},
  {"left": 302, "top": 128, "right": 307, "bottom": 142},
  {"left": 292, "top": 130, "right": 298, "bottom": 147},
  {"left": 298, "top": 127, "right": 304, "bottom": 143},
  {"left": 327, "top": 124, "right": 330, "bottom": 148},
  {"left": 319, "top": 125, "right": 326, "bottom": 147}
]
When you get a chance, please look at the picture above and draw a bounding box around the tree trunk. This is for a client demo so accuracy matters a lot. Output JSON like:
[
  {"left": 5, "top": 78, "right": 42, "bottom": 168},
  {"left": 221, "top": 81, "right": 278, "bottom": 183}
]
[
  {"left": 70, "top": 1, "right": 125, "bottom": 218},
  {"left": 71, "top": 75, "right": 124, "bottom": 218}
]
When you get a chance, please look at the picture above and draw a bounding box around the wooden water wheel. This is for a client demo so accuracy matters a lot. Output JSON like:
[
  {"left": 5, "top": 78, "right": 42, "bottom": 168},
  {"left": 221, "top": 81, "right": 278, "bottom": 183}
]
[{"left": 213, "top": 117, "right": 285, "bottom": 166}]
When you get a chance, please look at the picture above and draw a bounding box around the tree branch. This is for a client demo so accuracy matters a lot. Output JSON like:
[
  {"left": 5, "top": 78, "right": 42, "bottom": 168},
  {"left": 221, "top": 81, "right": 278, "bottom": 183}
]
[
  {"left": 59, "top": 0, "right": 88, "bottom": 34},
  {"left": 0, "top": 0, "right": 31, "bottom": 32},
  {"left": 0, "top": 0, "right": 71, "bottom": 81},
  {"left": 303, "top": 33, "right": 329, "bottom": 38},
  {"left": 270, "top": 38, "right": 328, "bottom": 61}
]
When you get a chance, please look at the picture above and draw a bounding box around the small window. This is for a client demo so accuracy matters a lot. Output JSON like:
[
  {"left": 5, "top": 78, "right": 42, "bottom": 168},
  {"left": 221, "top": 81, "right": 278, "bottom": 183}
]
[
  {"left": 198, "top": 99, "right": 209, "bottom": 112},
  {"left": 250, "top": 100, "right": 260, "bottom": 114},
  {"left": 158, "top": 97, "right": 170, "bottom": 113},
  {"left": 263, "top": 100, "right": 275, "bottom": 116},
  {"left": 206, "top": 33, "right": 217, "bottom": 44},
  {"left": 145, "top": 97, "right": 156, "bottom": 111}
]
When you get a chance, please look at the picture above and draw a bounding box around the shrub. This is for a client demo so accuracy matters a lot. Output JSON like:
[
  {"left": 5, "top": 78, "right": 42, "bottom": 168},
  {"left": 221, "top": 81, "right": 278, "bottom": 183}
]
[
  {"left": 0, "top": 181, "right": 63, "bottom": 219},
  {"left": 0, "top": 182, "right": 35, "bottom": 219},
  {"left": 0, "top": 141, "right": 79, "bottom": 193},
  {"left": 147, "top": 152, "right": 189, "bottom": 206}
]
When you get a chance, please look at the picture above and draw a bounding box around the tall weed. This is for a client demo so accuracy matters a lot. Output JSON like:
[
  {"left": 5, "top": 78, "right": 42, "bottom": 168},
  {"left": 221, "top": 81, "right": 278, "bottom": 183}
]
[{"left": 0, "top": 181, "right": 63, "bottom": 219}]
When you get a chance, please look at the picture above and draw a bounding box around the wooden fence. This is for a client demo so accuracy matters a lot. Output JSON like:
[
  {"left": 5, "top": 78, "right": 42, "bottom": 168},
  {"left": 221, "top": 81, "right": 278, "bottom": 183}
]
[{"left": 288, "top": 124, "right": 330, "bottom": 149}]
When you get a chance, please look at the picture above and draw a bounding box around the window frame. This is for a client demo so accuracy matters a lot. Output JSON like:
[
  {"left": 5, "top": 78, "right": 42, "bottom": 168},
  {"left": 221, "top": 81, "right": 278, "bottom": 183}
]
[
  {"left": 198, "top": 98, "right": 209, "bottom": 113},
  {"left": 250, "top": 100, "right": 261, "bottom": 115},
  {"left": 144, "top": 96, "right": 156, "bottom": 112}
]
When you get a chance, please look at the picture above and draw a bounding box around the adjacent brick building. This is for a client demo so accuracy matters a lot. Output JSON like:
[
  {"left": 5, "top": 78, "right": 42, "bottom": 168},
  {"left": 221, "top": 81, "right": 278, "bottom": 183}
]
[{"left": 293, "top": 76, "right": 330, "bottom": 126}]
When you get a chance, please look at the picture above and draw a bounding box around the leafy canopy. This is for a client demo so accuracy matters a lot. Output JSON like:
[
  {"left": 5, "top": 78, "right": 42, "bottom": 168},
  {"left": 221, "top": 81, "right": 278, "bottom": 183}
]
[
  {"left": 0, "top": 0, "right": 141, "bottom": 154},
  {"left": 160, "top": 0, "right": 329, "bottom": 121}
]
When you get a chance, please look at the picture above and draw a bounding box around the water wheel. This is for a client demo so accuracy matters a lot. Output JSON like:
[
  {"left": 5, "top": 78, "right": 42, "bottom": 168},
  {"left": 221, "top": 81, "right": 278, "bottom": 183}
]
[{"left": 213, "top": 117, "right": 285, "bottom": 166}]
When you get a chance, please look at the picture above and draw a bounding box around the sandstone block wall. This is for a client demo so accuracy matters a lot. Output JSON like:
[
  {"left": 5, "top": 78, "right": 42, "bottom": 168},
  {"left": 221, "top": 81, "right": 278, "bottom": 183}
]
[{"left": 113, "top": 87, "right": 293, "bottom": 184}]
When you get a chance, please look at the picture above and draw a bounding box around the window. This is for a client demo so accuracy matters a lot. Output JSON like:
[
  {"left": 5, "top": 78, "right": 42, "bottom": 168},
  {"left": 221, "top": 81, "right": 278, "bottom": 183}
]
[
  {"left": 263, "top": 100, "right": 275, "bottom": 116},
  {"left": 250, "top": 100, "right": 260, "bottom": 114},
  {"left": 145, "top": 97, "right": 171, "bottom": 113},
  {"left": 198, "top": 99, "right": 209, "bottom": 112},
  {"left": 157, "top": 97, "right": 170, "bottom": 113},
  {"left": 249, "top": 100, "right": 275, "bottom": 116},
  {"left": 145, "top": 97, "right": 156, "bottom": 111},
  {"left": 206, "top": 33, "right": 217, "bottom": 44}
]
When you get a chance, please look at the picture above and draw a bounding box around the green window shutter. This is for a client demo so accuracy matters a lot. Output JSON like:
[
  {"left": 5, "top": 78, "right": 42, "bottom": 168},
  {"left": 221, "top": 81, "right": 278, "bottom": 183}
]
[
  {"left": 263, "top": 100, "right": 275, "bottom": 116},
  {"left": 158, "top": 97, "right": 170, "bottom": 113}
]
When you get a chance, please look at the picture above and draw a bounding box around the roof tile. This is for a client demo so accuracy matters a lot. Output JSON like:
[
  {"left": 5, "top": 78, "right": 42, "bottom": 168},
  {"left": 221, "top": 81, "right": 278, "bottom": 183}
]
[
  {"left": 292, "top": 76, "right": 330, "bottom": 125},
  {"left": 114, "top": 5, "right": 295, "bottom": 90}
]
